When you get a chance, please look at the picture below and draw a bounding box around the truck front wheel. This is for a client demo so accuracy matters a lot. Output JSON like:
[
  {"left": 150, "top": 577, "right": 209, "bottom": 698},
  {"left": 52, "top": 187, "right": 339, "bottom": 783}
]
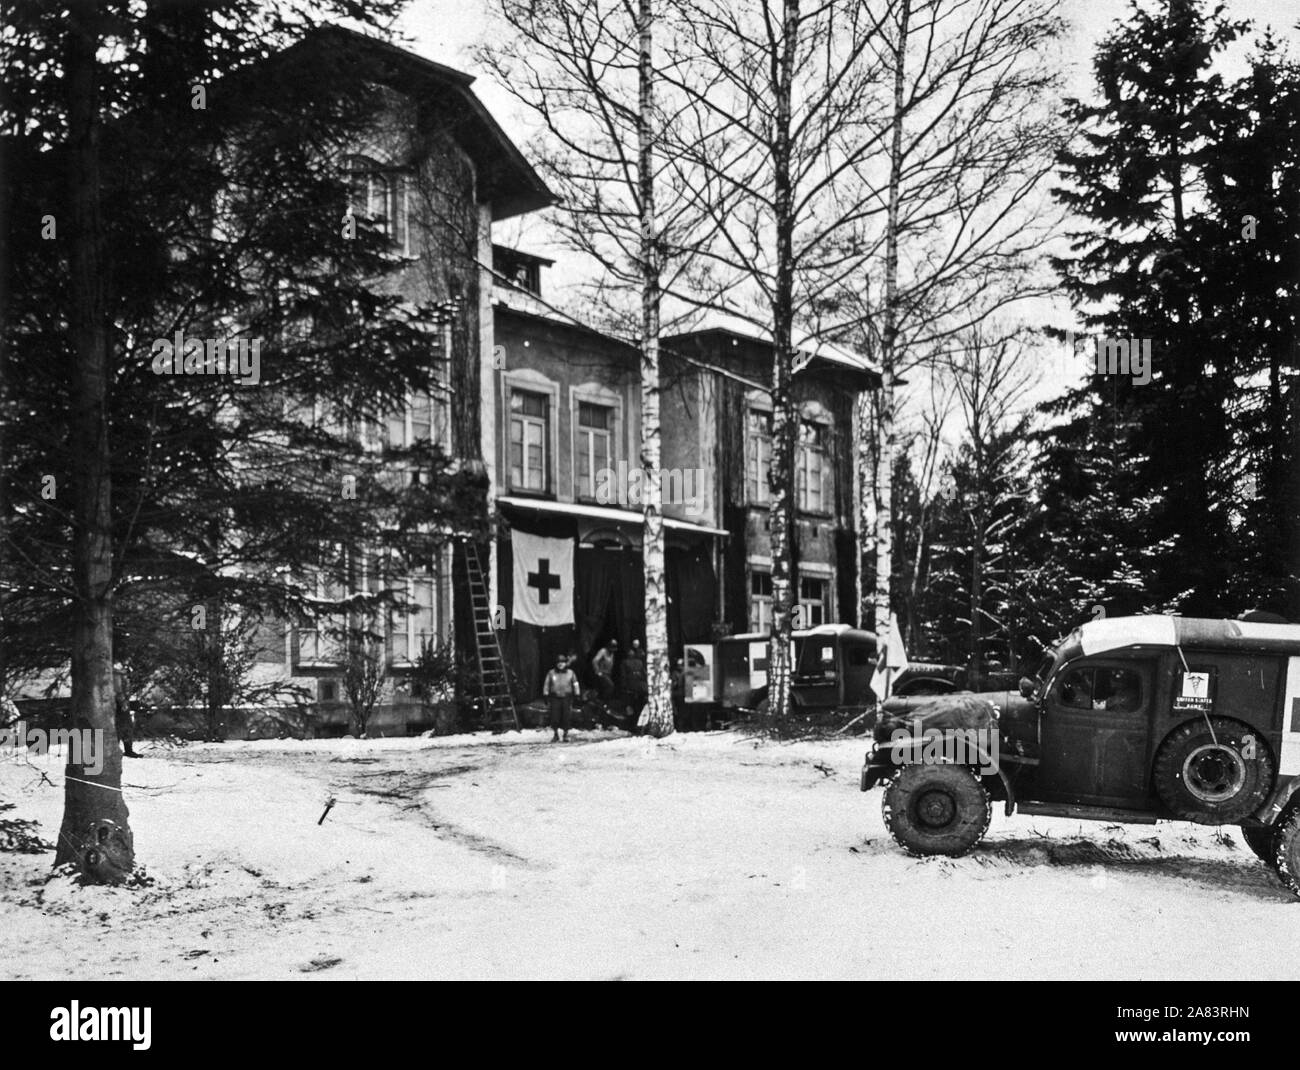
[
  {"left": 882, "top": 763, "right": 992, "bottom": 857},
  {"left": 1274, "top": 808, "right": 1300, "bottom": 898}
]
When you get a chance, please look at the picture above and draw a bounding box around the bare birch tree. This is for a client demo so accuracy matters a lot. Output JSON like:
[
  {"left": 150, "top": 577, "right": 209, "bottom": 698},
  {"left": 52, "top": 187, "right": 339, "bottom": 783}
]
[
  {"left": 480, "top": 0, "right": 714, "bottom": 738},
  {"left": 840, "top": 0, "right": 1067, "bottom": 665},
  {"left": 658, "top": 0, "right": 898, "bottom": 724}
]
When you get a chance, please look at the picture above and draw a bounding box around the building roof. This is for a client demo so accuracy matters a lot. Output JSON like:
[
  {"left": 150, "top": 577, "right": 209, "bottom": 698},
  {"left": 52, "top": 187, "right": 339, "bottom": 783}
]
[
  {"left": 663, "top": 319, "right": 880, "bottom": 389},
  {"left": 287, "top": 27, "right": 555, "bottom": 221},
  {"left": 493, "top": 244, "right": 556, "bottom": 268},
  {"left": 493, "top": 300, "right": 638, "bottom": 353}
]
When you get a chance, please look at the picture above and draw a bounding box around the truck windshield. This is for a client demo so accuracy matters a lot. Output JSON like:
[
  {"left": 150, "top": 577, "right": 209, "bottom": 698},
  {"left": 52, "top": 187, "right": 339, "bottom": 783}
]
[
  {"left": 795, "top": 641, "right": 837, "bottom": 680},
  {"left": 1029, "top": 653, "right": 1056, "bottom": 695}
]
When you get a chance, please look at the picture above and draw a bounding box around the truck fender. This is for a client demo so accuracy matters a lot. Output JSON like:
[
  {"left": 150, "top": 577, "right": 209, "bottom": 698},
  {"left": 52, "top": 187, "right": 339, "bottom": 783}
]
[
  {"left": 877, "top": 737, "right": 1016, "bottom": 816},
  {"left": 1254, "top": 774, "right": 1299, "bottom": 827}
]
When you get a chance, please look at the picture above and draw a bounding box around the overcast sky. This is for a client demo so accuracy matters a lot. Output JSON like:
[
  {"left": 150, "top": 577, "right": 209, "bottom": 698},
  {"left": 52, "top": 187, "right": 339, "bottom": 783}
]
[
  {"left": 388, "top": 0, "right": 1300, "bottom": 419},
  {"left": 394, "top": 0, "right": 1300, "bottom": 141}
]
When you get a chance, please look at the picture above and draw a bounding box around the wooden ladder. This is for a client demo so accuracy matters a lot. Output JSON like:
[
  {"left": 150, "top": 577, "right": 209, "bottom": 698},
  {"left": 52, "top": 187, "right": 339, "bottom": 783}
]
[{"left": 461, "top": 540, "right": 520, "bottom": 732}]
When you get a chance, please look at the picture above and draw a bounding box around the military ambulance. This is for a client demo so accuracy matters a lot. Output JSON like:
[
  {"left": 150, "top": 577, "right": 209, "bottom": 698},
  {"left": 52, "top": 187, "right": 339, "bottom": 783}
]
[{"left": 860, "top": 615, "right": 1300, "bottom": 897}]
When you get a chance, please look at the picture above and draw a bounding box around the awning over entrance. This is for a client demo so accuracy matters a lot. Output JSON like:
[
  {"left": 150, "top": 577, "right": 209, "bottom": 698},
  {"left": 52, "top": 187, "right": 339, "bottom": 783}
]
[{"left": 496, "top": 495, "right": 730, "bottom": 538}]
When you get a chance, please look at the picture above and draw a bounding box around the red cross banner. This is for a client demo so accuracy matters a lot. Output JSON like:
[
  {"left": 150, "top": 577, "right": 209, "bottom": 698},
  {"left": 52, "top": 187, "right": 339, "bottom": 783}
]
[{"left": 512, "top": 531, "right": 574, "bottom": 628}]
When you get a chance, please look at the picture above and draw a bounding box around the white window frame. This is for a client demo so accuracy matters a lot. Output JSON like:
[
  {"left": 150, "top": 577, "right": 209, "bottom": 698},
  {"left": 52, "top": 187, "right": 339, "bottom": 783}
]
[
  {"left": 745, "top": 395, "right": 773, "bottom": 506},
  {"left": 796, "top": 409, "right": 832, "bottom": 515},
  {"left": 299, "top": 566, "right": 345, "bottom": 668},
  {"left": 502, "top": 370, "right": 560, "bottom": 496},
  {"left": 571, "top": 383, "right": 623, "bottom": 503},
  {"left": 510, "top": 393, "right": 548, "bottom": 493},
  {"left": 390, "top": 561, "right": 447, "bottom": 666},
  {"left": 797, "top": 567, "right": 833, "bottom": 628}
]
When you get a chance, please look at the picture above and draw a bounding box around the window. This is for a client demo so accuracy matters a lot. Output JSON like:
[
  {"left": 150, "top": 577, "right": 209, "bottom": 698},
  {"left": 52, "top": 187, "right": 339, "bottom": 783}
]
[
  {"left": 798, "top": 576, "right": 829, "bottom": 627},
  {"left": 347, "top": 155, "right": 409, "bottom": 254},
  {"left": 385, "top": 391, "right": 440, "bottom": 484},
  {"left": 299, "top": 548, "right": 382, "bottom": 666},
  {"left": 750, "top": 570, "right": 773, "bottom": 633},
  {"left": 796, "top": 641, "right": 836, "bottom": 679},
  {"left": 392, "top": 573, "right": 439, "bottom": 663},
  {"left": 510, "top": 390, "right": 549, "bottom": 492},
  {"left": 575, "top": 402, "right": 613, "bottom": 500},
  {"left": 299, "top": 569, "right": 345, "bottom": 665},
  {"left": 746, "top": 409, "right": 773, "bottom": 504},
  {"left": 1057, "top": 666, "right": 1143, "bottom": 713},
  {"left": 796, "top": 420, "right": 830, "bottom": 513}
]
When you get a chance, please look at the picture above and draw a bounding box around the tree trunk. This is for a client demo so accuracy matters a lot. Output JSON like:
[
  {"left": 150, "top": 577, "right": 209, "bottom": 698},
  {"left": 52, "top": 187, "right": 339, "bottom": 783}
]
[
  {"left": 871, "top": 0, "right": 910, "bottom": 694},
  {"left": 765, "top": 0, "right": 800, "bottom": 729},
  {"left": 855, "top": 388, "right": 873, "bottom": 628},
  {"left": 969, "top": 521, "right": 982, "bottom": 685},
  {"left": 638, "top": 0, "right": 672, "bottom": 739},
  {"left": 54, "top": 0, "right": 133, "bottom": 882},
  {"left": 0, "top": 131, "right": 11, "bottom": 699},
  {"left": 206, "top": 596, "right": 223, "bottom": 741}
]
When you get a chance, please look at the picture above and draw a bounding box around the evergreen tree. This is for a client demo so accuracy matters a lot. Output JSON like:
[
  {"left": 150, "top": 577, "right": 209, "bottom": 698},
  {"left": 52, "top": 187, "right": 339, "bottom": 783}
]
[
  {"left": 1048, "top": 0, "right": 1251, "bottom": 615},
  {"left": 2, "top": 1, "right": 489, "bottom": 879},
  {"left": 1196, "top": 32, "right": 1300, "bottom": 616}
]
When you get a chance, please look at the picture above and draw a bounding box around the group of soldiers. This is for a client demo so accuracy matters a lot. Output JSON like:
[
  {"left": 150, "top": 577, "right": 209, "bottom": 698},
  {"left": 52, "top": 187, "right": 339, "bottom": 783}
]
[{"left": 541, "top": 638, "right": 654, "bottom": 742}]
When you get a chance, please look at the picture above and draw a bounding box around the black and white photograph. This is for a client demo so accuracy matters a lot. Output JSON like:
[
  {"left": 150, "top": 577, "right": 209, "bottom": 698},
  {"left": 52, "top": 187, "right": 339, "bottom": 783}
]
[{"left": 1, "top": 0, "right": 1298, "bottom": 1006}]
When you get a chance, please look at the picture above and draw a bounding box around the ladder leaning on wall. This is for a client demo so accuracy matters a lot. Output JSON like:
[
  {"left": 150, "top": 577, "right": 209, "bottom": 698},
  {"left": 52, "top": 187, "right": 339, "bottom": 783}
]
[{"left": 460, "top": 540, "right": 520, "bottom": 732}]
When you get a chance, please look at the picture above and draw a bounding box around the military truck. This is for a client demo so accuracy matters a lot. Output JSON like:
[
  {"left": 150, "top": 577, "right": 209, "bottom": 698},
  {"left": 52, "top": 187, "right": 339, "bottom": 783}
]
[{"left": 859, "top": 615, "right": 1300, "bottom": 897}]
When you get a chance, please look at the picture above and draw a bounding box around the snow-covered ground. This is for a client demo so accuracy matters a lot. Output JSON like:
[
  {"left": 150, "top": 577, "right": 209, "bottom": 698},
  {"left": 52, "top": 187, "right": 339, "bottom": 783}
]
[{"left": 1, "top": 730, "right": 1295, "bottom": 980}]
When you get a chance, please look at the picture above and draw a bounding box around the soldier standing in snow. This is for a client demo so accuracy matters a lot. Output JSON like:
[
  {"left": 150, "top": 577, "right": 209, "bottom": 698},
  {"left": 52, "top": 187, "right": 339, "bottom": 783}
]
[
  {"left": 622, "top": 640, "right": 648, "bottom": 728},
  {"left": 543, "top": 654, "right": 578, "bottom": 742}
]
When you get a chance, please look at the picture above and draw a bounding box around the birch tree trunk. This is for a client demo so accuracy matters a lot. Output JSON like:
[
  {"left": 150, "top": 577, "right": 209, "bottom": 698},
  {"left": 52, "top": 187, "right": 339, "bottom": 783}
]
[
  {"left": 872, "top": 0, "right": 911, "bottom": 692},
  {"left": 54, "top": 0, "right": 133, "bottom": 881},
  {"left": 766, "top": 0, "right": 800, "bottom": 728},
  {"left": 855, "top": 388, "right": 873, "bottom": 628},
  {"left": 638, "top": 0, "right": 672, "bottom": 738}
]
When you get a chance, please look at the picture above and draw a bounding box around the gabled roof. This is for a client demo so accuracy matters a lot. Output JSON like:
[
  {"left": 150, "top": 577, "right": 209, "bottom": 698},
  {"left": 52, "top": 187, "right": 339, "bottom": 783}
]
[
  {"left": 285, "top": 27, "right": 555, "bottom": 221},
  {"left": 493, "top": 244, "right": 555, "bottom": 268},
  {"left": 663, "top": 318, "right": 880, "bottom": 389}
]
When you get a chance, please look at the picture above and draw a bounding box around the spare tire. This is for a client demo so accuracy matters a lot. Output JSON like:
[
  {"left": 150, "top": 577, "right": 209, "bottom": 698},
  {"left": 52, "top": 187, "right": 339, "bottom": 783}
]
[
  {"left": 1153, "top": 718, "right": 1275, "bottom": 825},
  {"left": 882, "top": 763, "right": 991, "bottom": 857}
]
